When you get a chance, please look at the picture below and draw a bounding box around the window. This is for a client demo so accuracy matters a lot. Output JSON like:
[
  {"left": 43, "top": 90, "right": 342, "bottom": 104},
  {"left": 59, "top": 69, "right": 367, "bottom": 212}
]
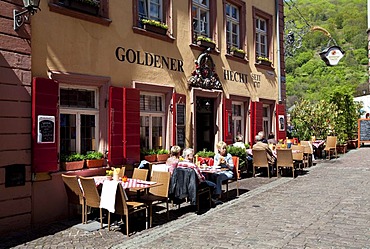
[
  {"left": 138, "top": 0, "right": 163, "bottom": 26},
  {"left": 140, "top": 93, "right": 165, "bottom": 150},
  {"left": 49, "top": 0, "right": 110, "bottom": 25},
  {"left": 232, "top": 102, "right": 244, "bottom": 141},
  {"left": 192, "top": 0, "right": 210, "bottom": 41},
  {"left": 256, "top": 17, "right": 267, "bottom": 58},
  {"left": 226, "top": 3, "right": 239, "bottom": 49},
  {"left": 262, "top": 105, "right": 271, "bottom": 139},
  {"left": 253, "top": 8, "right": 273, "bottom": 61},
  {"left": 60, "top": 87, "right": 99, "bottom": 155}
]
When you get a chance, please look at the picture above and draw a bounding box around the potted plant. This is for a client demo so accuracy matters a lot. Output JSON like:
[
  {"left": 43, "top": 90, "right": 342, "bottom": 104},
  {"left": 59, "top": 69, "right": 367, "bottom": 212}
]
[
  {"left": 63, "top": 0, "right": 100, "bottom": 15},
  {"left": 196, "top": 36, "right": 216, "bottom": 50},
  {"left": 195, "top": 149, "right": 215, "bottom": 166},
  {"left": 256, "top": 56, "right": 272, "bottom": 67},
  {"left": 60, "top": 153, "right": 85, "bottom": 171},
  {"left": 230, "top": 47, "right": 246, "bottom": 59},
  {"left": 141, "top": 148, "right": 157, "bottom": 162},
  {"left": 84, "top": 151, "right": 104, "bottom": 168},
  {"left": 141, "top": 19, "right": 168, "bottom": 35},
  {"left": 156, "top": 148, "right": 170, "bottom": 162}
]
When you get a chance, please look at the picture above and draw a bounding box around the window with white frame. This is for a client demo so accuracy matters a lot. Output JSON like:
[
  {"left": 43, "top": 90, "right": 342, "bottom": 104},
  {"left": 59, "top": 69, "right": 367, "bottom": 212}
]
[
  {"left": 192, "top": 0, "right": 210, "bottom": 41},
  {"left": 140, "top": 93, "right": 165, "bottom": 150},
  {"left": 59, "top": 87, "right": 99, "bottom": 155},
  {"left": 232, "top": 102, "right": 244, "bottom": 141},
  {"left": 256, "top": 16, "right": 268, "bottom": 58},
  {"left": 138, "top": 0, "right": 163, "bottom": 23},
  {"left": 226, "top": 3, "right": 240, "bottom": 50}
]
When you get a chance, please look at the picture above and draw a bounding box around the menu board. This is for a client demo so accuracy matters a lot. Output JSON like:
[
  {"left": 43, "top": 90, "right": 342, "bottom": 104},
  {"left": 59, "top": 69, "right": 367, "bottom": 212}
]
[
  {"left": 358, "top": 119, "right": 370, "bottom": 146},
  {"left": 177, "top": 126, "right": 185, "bottom": 148},
  {"left": 37, "top": 115, "right": 55, "bottom": 143},
  {"left": 176, "top": 104, "right": 185, "bottom": 126}
]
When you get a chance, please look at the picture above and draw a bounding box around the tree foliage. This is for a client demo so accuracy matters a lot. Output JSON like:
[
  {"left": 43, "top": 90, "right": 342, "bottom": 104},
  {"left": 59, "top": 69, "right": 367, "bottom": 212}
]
[{"left": 285, "top": 0, "right": 368, "bottom": 108}]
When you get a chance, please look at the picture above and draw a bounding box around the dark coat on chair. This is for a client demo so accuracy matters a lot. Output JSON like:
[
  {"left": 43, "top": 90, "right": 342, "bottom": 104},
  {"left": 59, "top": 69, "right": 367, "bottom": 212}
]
[{"left": 169, "top": 167, "right": 197, "bottom": 205}]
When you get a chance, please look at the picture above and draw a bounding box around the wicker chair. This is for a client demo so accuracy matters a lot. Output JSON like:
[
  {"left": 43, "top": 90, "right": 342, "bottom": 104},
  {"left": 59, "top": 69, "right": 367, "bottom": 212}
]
[
  {"left": 79, "top": 176, "right": 103, "bottom": 228},
  {"left": 61, "top": 174, "right": 85, "bottom": 223},
  {"left": 109, "top": 184, "right": 148, "bottom": 236},
  {"left": 139, "top": 171, "right": 171, "bottom": 227},
  {"left": 291, "top": 145, "right": 306, "bottom": 169},
  {"left": 223, "top": 156, "right": 240, "bottom": 199},
  {"left": 252, "top": 149, "right": 270, "bottom": 178},
  {"left": 324, "top": 136, "right": 338, "bottom": 159},
  {"left": 300, "top": 141, "right": 314, "bottom": 167},
  {"left": 128, "top": 168, "right": 149, "bottom": 199},
  {"left": 276, "top": 149, "right": 295, "bottom": 178}
]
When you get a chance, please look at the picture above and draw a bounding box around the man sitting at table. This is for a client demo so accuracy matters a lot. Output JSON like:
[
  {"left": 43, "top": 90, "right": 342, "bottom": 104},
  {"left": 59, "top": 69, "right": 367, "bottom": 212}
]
[{"left": 253, "top": 135, "right": 277, "bottom": 175}]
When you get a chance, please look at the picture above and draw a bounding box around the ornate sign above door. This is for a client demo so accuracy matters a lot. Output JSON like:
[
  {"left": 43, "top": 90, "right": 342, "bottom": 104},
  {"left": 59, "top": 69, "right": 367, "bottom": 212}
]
[{"left": 188, "top": 49, "right": 222, "bottom": 90}]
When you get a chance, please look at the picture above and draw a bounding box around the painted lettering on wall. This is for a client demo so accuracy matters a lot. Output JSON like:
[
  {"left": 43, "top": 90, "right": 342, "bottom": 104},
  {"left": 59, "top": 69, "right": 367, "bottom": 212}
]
[
  {"left": 115, "top": 47, "right": 184, "bottom": 72},
  {"left": 251, "top": 73, "right": 261, "bottom": 88},
  {"left": 223, "top": 69, "right": 248, "bottom": 83}
]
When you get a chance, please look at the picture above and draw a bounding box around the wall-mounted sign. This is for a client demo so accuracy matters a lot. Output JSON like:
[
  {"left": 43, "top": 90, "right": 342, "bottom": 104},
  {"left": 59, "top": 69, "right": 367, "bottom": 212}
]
[
  {"left": 37, "top": 115, "right": 55, "bottom": 143},
  {"left": 278, "top": 115, "right": 285, "bottom": 131},
  {"left": 251, "top": 73, "right": 261, "bottom": 88},
  {"left": 319, "top": 46, "right": 345, "bottom": 66},
  {"left": 176, "top": 104, "right": 185, "bottom": 126},
  {"left": 223, "top": 69, "right": 248, "bottom": 83}
]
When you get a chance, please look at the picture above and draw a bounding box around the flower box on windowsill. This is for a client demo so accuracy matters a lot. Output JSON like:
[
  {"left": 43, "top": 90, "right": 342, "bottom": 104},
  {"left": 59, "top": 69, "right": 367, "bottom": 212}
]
[
  {"left": 143, "top": 24, "right": 168, "bottom": 35},
  {"left": 231, "top": 50, "right": 246, "bottom": 59},
  {"left": 257, "top": 58, "right": 272, "bottom": 67},
  {"left": 61, "top": 161, "right": 85, "bottom": 171},
  {"left": 63, "top": 0, "right": 99, "bottom": 16},
  {"left": 197, "top": 40, "right": 216, "bottom": 50},
  {"left": 86, "top": 159, "right": 104, "bottom": 168}
]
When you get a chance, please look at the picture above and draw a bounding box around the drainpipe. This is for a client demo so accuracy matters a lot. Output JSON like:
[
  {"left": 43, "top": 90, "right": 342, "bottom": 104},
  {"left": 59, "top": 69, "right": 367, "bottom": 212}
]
[{"left": 276, "top": 0, "right": 282, "bottom": 103}]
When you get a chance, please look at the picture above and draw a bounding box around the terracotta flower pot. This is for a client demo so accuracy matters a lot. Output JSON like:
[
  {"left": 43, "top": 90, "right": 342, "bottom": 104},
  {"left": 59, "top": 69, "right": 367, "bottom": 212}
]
[
  {"left": 157, "top": 154, "right": 169, "bottom": 162},
  {"left": 61, "top": 161, "right": 84, "bottom": 171},
  {"left": 144, "top": 155, "right": 157, "bottom": 162},
  {"left": 86, "top": 159, "right": 104, "bottom": 168}
]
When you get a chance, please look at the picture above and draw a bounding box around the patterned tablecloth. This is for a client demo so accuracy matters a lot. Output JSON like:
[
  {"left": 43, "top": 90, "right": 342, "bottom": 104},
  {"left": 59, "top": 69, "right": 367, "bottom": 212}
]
[{"left": 93, "top": 176, "right": 157, "bottom": 189}]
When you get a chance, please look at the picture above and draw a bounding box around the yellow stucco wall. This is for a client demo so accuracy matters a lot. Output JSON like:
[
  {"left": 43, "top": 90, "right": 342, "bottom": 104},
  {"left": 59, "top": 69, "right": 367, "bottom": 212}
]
[{"left": 32, "top": 0, "right": 278, "bottom": 102}]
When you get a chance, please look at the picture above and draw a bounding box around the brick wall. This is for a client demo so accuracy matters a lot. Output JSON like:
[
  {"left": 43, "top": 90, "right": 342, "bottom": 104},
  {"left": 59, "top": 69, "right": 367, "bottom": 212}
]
[{"left": 0, "top": 0, "right": 33, "bottom": 234}]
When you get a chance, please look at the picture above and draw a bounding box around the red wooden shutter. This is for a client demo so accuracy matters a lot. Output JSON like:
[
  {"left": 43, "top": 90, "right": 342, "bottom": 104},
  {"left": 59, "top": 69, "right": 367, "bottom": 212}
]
[
  {"left": 172, "top": 93, "right": 186, "bottom": 147},
  {"left": 32, "top": 77, "right": 59, "bottom": 173},
  {"left": 275, "top": 103, "right": 286, "bottom": 141},
  {"left": 109, "top": 86, "right": 124, "bottom": 165},
  {"left": 223, "top": 97, "right": 233, "bottom": 145},
  {"left": 250, "top": 101, "right": 263, "bottom": 145},
  {"left": 123, "top": 88, "right": 140, "bottom": 163}
]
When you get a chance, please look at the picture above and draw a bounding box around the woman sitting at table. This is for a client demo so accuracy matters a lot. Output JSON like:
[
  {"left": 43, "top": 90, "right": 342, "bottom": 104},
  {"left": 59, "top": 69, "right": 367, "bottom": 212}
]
[
  {"left": 210, "top": 141, "right": 234, "bottom": 201},
  {"left": 180, "top": 148, "right": 216, "bottom": 191},
  {"left": 166, "top": 145, "right": 181, "bottom": 175}
]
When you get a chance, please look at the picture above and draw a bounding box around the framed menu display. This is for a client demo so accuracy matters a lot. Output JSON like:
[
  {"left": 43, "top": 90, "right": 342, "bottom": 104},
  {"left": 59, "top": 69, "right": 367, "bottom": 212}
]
[
  {"left": 37, "top": 115, "right": 55, "bottom": 143},
  {"left": 176, "top": 104, "right": 185, "bottom": 126},
  {"left": 358, "top": 118, "right": 370, "bottom": 147},
  {"left": 176, "top": 103, "right": 186, "bottom": 147}
]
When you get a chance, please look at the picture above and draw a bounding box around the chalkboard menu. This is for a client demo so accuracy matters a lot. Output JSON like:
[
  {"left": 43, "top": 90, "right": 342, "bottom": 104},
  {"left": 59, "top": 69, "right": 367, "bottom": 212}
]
[
  {"left": 358, "top": 119, "right": 370, "bottom": 146},
  {"left": 176, "top": 104, "right": 185, "bottom": 126},
  {"left": 38, "top": 115, "right": 55, "bottom": 143},
  {"left": 177, "top": 126, "right": 185, "bottom": 148}
]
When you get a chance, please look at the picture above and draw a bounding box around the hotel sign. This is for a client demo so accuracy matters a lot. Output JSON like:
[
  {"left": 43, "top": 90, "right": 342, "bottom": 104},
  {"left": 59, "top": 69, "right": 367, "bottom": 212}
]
[{"left": 319, "top": 46, "right": 345, "bottom": 66}]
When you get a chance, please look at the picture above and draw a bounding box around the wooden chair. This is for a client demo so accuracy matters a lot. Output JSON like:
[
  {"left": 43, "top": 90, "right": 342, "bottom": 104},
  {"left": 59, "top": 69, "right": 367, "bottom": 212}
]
[
  {"left": 61, "top": 174, "right": 85, "bottom": 223},
  {"left": 139, "top": 171, "right": 171, "bottom": 227},
  {"left": 324, "top": 136, "right": 337, "bottom": 159},
  {"left": 109, "top": 184, "right": 148, "bottom": 236},
  {"left": 223, "top": 156, "right": 240, "bottom": 199},
  {"left": 79, "top": 176, "right": 103, "bottom": 228},
  {"left": 252, "top": 149, "right": 270, "bottom": 178},
  {"left": 291, "top": 145, "right": 306, "bottom": 169},
  {"left": 276, "top": 149, "right": 295, "bottom": 178},
  {"left": 132, "top": 168, "right": 149, "bottom": 180},
  {"left": 300, "top": 141, "right": 314, "bottom": 167}
]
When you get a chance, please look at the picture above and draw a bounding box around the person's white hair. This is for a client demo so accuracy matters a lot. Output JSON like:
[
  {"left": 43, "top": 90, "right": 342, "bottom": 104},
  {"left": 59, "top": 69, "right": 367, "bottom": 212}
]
[
  {"left": 182, "top": 148, "right": 194, "bottom": 158},
  {"left": 255, "top": 135, "right": 262, "bottom": 142}
]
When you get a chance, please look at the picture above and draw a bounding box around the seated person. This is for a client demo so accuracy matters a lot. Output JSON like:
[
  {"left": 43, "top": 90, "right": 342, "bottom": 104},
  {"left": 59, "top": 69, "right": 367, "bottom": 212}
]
[
  {"left": 253, "top": 135, "right": 277, "bottom": 174},
  {"left": 257, "top": 131, "right": 268, "bottom": 143},
  {"left": 179, "top": 148, "right": 216, "bottom": 192},
  {"left": 267, "top": 132, "right": 277, "bottom": 145},
  {"left": 211, "top": 141, "right": 234, "bottom": 201},
  {"left": 166, "top": 145, "right": 181, "bottom": 175},
  {"left": 233, "top": 134, "right": 246, "bottom": 149}
]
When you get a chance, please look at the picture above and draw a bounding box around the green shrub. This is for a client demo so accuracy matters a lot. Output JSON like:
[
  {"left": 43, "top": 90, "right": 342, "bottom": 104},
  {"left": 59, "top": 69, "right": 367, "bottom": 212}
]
[
  {"left": 195, "top": 149, "right": 215, "bottom": 158},
  {"left": 84, "top": 151, "right": 104, "bottom": 160},
  {"left": 61, "top": 153, "right": 85, "bottom": 162},
  {"left": 140, "top": 148, "right": 157, "bottom": 156},
  {"left": 156, "top": 149, "right": 169, "bottom": 155}
]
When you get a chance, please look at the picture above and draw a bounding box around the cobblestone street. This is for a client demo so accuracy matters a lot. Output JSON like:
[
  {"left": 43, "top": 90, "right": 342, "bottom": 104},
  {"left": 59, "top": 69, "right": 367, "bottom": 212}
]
[{"left": 3, "top": 147, "right": 370, "bottom": 248}]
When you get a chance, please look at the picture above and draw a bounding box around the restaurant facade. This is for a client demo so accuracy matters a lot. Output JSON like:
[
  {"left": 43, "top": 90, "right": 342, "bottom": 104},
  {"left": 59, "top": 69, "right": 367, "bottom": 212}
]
[{"left": 0, "top": 0, "right": 286, "bottom": 233}]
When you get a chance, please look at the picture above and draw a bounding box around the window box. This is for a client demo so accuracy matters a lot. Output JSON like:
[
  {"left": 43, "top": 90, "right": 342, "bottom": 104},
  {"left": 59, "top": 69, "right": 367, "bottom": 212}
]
[
  {"left": 61, "top": 161, "right": 85, "bottom": 171},
  {"left": 143, "top": 24, "right": 168, "bottom": 35},
  {"left": 86, "top": 159, "right": 104, "bottom": 168},
  {"left": 231, "top": 50, "right": 246, "bottom": 59},
  {"left": 63, "top": 0, "right": 99, "bottom": 15},
  {"left": 196, "top": 36, "right": 216, "bottom": 50},
  {"left": 257, "top": 57, "right": 272, "bottom": 67},
  {"left": 144, "top": 155, "right": 157, "bottom": 162}
]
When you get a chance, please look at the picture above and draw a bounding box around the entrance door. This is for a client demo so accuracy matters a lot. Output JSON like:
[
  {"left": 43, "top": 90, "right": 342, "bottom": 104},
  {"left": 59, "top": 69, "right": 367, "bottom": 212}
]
[{"left": 196, "top": 97, "right": 215, "bottom": 152}]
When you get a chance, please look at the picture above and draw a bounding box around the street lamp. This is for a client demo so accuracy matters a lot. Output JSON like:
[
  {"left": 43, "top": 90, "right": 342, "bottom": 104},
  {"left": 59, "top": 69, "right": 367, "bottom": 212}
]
[{"left": 13, "top": 0, "right": 41, "bottom": 31}]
